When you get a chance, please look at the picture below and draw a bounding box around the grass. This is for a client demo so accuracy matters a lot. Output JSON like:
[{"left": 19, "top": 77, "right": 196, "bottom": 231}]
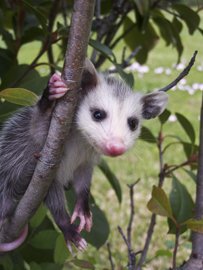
[{"left": 2, "top": 9, "right": 203, "bottom": 270}]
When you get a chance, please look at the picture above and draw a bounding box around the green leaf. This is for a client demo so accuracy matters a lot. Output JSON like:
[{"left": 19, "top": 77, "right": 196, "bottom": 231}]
[
  {"left": 82, "top": 202, "right": 110, "bottom": 249},
  {"left": 0, "top": 100, "right": 21, "bottom": 122},
  {"left": 0, "top": 49, "right": 16, "bottom": 78},
  {"left": 147, "top": 186, "right": 173, "bottom": 219},
  {"left": 185, "top": 219, "right": 203, "bottom": 233},
  {"left": 54, "top": 235, "right": 69, "bottom": 264},
  {"left": 133, "top": 0, "right": 150, "bottom": 15},
  {"left": 1, "top": 64, "right": 48, "bottom": 94},
  {"left": 30, "top": 204, "right": 47, "bottom": 228},
  {"left": 182, "top": 142, "right": 195, "bottom": 160},
  {"left": 139, "top": 126, "right": 156, "bottom": 143},
  {"left": 0, "top": 88, "right": 38, "bottom": 106},
  {"left": 176, "top": 113, "right": 196, "bottom": 143},
  {"left": 70, "top": 259, "right": 95, "bottom": 270},
  {"left": 29, "top": 230, "right": 59, "bottom": 250},
  {"left": 89, "top": 39, "right": 115, "bottom": 61},
  {"left": 153, "top": 16, "right": 183, "bottom": 60},
  {"left": 168, "top": 175, "right": 194, "bottom": 234},
  {"left": 123, "top": 17, "right": 158, "bottom": 64},
  {"left": 155, "top": 249, "right": 172, "bottom": 258},
  {"left": 115, "top": 64, "right": 134, "bottom": 88},
  {"left": 0, "top": 255, "right": 13, "bottom": 270},
  {"left": 153, "top": 16, "right": 175, "bottom": 46},
  {"left": 23, "top": 0, "right": 47, "bottom": 32},
  {"left": 184, "top": 169, "right": 196, "bottom": 183},
  {"left": 159, "top": 109, "right": 171, "bottom": 125},
  {"left": 172, "top": 16, "right": 183, "bottom": 34},
  {"left": 98, "top": 159, "right": 122, "bottom": 203},
  {"left": 172, "top": 4, "right": 200, "bottom": 34},
  {"left": 30, "top": 262, "right": 42, "bottom": 270},
  {"left": 39, "top": 263, "right": 62, "bottom": 270},
  {"left": 22, "top": 26, "right": 45, "bottom": 44}
]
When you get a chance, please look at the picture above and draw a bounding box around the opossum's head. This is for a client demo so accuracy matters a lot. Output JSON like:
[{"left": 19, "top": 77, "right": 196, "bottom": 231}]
[{"left": 76, "top": 60, "right": 168, "bottom": 157}]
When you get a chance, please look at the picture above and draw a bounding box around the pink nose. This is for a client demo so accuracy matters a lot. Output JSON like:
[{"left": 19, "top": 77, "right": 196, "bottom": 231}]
[{"left": 105, "top": 139, "right": 126, "bottom": 157}]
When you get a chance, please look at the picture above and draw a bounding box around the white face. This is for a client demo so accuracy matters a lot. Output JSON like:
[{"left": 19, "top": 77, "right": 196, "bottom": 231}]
[{"left": 76, "top": 77, "right": 143, "bottom": 157}]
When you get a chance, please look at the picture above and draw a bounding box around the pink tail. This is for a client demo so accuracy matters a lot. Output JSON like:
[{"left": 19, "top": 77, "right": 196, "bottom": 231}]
[{"left": 0, "top": 224, "right": 28, "bottom": 252}]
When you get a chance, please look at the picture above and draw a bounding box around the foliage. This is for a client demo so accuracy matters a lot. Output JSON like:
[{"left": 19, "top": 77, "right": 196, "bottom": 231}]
[{"left": 0, "top": 0, "right": 202, "bottom": 269}]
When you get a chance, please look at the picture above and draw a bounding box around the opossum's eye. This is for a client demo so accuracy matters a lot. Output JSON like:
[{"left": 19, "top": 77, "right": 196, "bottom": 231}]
[
  {"left": 91, "top": 108, "right": 107, "bottom": 122},
  {"left": 127, "top": 117, "right": 138, "bottom": 131}
]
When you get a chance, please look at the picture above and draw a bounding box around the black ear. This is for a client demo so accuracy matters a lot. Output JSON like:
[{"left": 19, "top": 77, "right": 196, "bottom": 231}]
[
  {"left": 81, "top": 59, "right": 99, "bottom": 92},
  {"left": 142, "top": 91, "right": 168, "bottom": 119}
]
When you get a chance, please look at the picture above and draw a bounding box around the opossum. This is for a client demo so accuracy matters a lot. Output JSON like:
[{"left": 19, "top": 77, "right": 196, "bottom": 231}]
[{"left": 0, "top": 59, "right": 168, "bottom": 252}]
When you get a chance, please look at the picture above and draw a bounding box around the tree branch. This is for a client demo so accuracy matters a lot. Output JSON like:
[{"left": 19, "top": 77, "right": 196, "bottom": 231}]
[
  {"left": 107, "top": 243, "right": 115, "bottom": 270},
  {"left": 137, "top": 130, "right": 166, "bottom": 269},
  {"left": 0, "top": 0, "right": 95, "bottom": 243},
  {"left": 173, "top": 229, "right": 180, "bottom": 270},
  {"left": 127, "top": 180, "right": 140, "bottom": 248},
  {"left": 178, "top": 92, "right": 203, "bottom": 270},
  {"left": 47, "top": 0, "right": 62, "bottom": 74},
  {"left": 158, "top": 51, "right": 198, "bottom": 92},
  {"left": 117, "top": 181, "right": 141, "bottom": 270}
]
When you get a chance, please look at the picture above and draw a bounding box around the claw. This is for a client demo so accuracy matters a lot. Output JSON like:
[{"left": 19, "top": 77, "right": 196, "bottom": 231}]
[
  {"left": 67, "top": 240, "right": 74, "bottom": 255},
  {"left": 67, "top": 237, "right": 87, "bottom": 253},
  {"left": 78, "top": 238, "right": 88, "bottom": 251},
  {"left": 71, "top": 209, "right": 93, "bottom": 233}
]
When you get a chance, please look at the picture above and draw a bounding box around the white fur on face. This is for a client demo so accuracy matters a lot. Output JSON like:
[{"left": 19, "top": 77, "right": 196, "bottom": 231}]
[{"left": 76, "top": 76, "right": 143, "bottom": 156}]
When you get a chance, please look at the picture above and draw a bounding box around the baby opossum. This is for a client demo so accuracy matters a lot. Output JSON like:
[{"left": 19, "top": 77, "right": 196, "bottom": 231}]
[{"left": 0, "top": 59, "right": 168, "bottom": 252}]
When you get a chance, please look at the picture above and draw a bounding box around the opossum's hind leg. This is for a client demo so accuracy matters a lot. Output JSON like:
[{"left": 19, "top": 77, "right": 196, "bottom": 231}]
[
  {"left": 44, "top": 180, "right": 87, "bottom": 251},
  {"left": 48, "top": 73, "right": 69, "bottom": 100}
]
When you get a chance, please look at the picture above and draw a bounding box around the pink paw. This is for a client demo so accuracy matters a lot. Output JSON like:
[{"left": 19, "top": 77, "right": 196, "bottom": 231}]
[
  {"left": 48, "top": 72, "right": 69, "bottom": 100},
  {"left": 71, "top": 208, "right": 93, "bottom": 233}
]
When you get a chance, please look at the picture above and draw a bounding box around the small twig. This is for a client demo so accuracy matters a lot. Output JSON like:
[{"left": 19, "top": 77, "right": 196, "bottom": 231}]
[
  {"left": 136, "top": 214, "right": 156, "bottom": 270},
  {"left": 172, "top": 228, "right": 180, "bottom": 269},
  {"left": 107, "top": 243, "right": 115, "bottom": 270},
  {"left": 137, "top": 129, "right": 166, "bottom": 269},
  {"left": 110, "top": 23, "right": 135, "bottom": 49},
  {"left": 158, "top": 51, "right": 198, "bottom": 92},
  {"left": 95, "top": 0, "right": 101, "bottom": 18},
  {"left": 117, "top": 180, "right": 140, "bottom": 270},
  {"left": 165, "top": 160, "right": 194, "bottom": 176},
  {"left": 127, "top": 179, "right": 140, "bottom": 248},
  {"left": 9, "top": 1, "right": 62, "bottom": 87},
  {"left": 123, "top": 46, "right": 142, "bottom": 68},
  {"left": 47, "top": 0, "right": 62, "bottom": 74},
  {"left": 118, "top": 226, "right": 136, "bottom": 270},
  {"left": 109, "top": 46, "right": 142, "bottom": 74}
]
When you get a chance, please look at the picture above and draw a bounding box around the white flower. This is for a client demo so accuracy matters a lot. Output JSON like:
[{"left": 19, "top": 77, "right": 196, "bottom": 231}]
[
  {"left": 169, "top": 114, "right": 177, "bottom": 122},
  {"left": 176, "top": 63, "right": 185, "bottom": 70},
  {"left": 165, "top": 68, "right": 171, "bottom": 75},
  {"left": 197, "top": 65, "right": 203, "bottom": 71},
  {"left": 154, "top": 67, "right": 164, "bottom": 74},
  {"left": 138, "top": 65, "right": 149, "bottom": 73}
]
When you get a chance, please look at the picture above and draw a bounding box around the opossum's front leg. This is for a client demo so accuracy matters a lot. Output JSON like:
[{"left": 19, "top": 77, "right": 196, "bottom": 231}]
[
  {"left": 71, "top": 165, "right": 93, "bottom": 233},
  {"left": 48, "top": 72, "right": 69, "bottom": 100},
  {"left": 44, "top": 180, "right": 87, "bottom": 251}
]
